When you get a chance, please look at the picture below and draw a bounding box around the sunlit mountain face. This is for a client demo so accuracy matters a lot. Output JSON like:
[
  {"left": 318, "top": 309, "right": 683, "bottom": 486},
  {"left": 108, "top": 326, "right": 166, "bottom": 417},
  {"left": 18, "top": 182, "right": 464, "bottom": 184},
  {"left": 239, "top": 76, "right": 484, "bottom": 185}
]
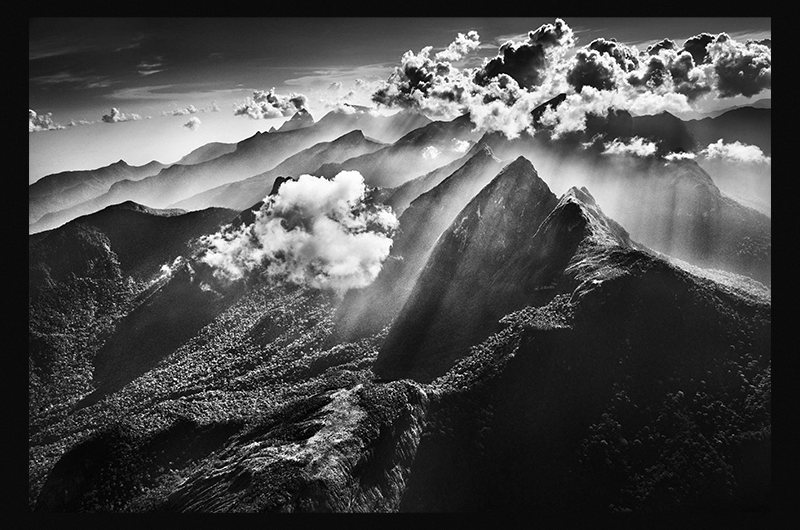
[{"left": 29, "top": 18, "right": 771, "bottom": 513}]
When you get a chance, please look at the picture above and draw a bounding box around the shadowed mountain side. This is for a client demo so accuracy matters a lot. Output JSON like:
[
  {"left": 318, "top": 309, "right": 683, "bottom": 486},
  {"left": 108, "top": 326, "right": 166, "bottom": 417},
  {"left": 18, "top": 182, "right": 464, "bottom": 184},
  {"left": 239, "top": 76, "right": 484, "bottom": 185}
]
[
  {"left": 30, "top": 201, "right": 239, "bottom": 283},
  {"left": 174, "top": 142, "right": 237, "bottom": 166},
  {"left": 374, "top": 156, "right": 566, "bottom": 382},
  {"left": 685, "top": 107, "right": 771, "bottom": 155},
  {"left": 630, "top": 111, "right": 699, "bottom": 156},
  {"left": 170, "top": 130, "right": 386, "bottom": 212},
  {"left": 381, "top": 141, "right": 488, "bottom": 216},
  {"left": 314, "top": 114, "right": 482, "bottom": 189},
  {"left": 30, "top": 160, "right": 168, "bottom": 227},
  {"left": 400, "top": 249, "right": 770, "bottom": 511},
  {"left": 335, "top": 145, "right": 504, "bottom": 341},
  {"left": 76, "top": 260, "right": 247, "bottom": 407}
]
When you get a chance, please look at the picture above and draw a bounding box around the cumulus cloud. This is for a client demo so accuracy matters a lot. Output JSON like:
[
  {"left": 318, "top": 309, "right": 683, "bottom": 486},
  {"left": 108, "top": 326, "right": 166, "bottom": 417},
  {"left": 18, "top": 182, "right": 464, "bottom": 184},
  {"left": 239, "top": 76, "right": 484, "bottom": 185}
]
[
  {"left": 369, "top": 19, "right": 770, "bottom": 142},
  {"left": 234, "top": 88, "right": 308, "bottom": 120},
  {"left": 700, "top": 139, "right": 770, "bottom": 164},
  {"left": 199, "top": 171, "right": 398, "bottom": 294},
  {"left": 163, "top": 104, "right": 199, "bottom": 116},
  {"left": 602, "top": 136, "right": 659, "bottom": 157},
  {"left": 434, "top": 30, "right": 480, "bottom": 62},
  {"left": 102, "top": 107, "right": 142, "bottom": 123},
  {"left": 29, "top": 109, "right": 65, "bottom": 132},
  {"left": 704, "top": 34, "right": 771, "bottom": 98},
  {"left": 183, "top": 117, "right": 201, "bottom": 131},
  {"left": 475, "top": 19, "right": 575, "bottom": 89}
]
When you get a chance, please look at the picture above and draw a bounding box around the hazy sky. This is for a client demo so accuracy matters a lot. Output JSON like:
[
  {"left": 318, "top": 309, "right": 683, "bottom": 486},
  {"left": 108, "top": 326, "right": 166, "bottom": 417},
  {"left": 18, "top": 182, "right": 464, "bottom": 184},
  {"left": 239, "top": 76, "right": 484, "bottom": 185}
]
[{"left": 29, "top": 17, "right": 771, "bottom": 183}]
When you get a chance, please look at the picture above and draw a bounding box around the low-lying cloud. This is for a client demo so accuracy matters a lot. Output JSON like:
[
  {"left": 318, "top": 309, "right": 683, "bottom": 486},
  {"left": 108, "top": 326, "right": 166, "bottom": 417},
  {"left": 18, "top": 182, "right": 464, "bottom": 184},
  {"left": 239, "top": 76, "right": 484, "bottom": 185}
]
[
  {"left": 602, "top": 136, "right": 659, "bottom": 158},
  {"left": 700, "top": 139, "right": 770, "bottom": 164},
  {"left": 234, "top": 88, "right": 309, "bottom": 120},
  {"left": 199, "top": 171, "right": 398, "bottom": 294}
]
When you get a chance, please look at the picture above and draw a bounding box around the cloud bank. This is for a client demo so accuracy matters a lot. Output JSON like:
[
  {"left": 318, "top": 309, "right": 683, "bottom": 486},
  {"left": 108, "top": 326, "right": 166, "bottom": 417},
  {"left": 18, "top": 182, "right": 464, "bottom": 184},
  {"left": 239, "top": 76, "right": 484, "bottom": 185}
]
[
  {"left": 370, "top": 19, "right": 771, "bottom": 139},
  {"left": 199, "top": 171, "right": 398, "bottom": 294},
  {"left": 234, "top": 88, "right": 309, "bottom": 120}
]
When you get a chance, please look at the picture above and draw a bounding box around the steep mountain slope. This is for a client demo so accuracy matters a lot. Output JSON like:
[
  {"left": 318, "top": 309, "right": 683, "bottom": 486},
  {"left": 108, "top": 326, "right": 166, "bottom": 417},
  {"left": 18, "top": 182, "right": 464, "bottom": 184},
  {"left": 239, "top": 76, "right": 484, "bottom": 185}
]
[
  {"left": 314, "top": 113, "right": 482, "bottom": 188},
  {"left": 29, "top": 159, "right": 167, "bottom": 227},
  {"left": 170, "top": 130, "right": 386, "bottom": 212},
  {"left": 276, "top": 108, "right": 315, "bottom": 132},
  {"left": 374, "top": 156, "right": 562, "bottom": 381},
  {"left": 336, "top": 144, "right": 504, "bottom": 340}
]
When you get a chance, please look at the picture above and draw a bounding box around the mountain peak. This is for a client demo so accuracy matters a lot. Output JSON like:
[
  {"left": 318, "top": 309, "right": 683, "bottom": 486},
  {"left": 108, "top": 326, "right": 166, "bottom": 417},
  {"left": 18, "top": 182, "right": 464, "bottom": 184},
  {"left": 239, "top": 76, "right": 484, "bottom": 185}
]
[{"left": 277, "top": 109, "right": 315, "bottom": 132}]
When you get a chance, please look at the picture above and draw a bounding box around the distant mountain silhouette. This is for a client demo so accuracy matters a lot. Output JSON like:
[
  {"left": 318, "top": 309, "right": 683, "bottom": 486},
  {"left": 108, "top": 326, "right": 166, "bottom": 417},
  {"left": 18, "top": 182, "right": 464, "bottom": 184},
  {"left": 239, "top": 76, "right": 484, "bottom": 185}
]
[
  {"left": 315, "top": 113, "right": 481, "bottom": 188},
  {"left": 174, "top": 142, "right": 237, "bottom": 166},
  {"left": 29, "top": 160, "right": 167, "bottom": 227},
  {"left": 685, "top": 107, "right": 771, "bottom": 155},
  {"left": 171, "top": 130, "right": 385, "bottom": 212}
]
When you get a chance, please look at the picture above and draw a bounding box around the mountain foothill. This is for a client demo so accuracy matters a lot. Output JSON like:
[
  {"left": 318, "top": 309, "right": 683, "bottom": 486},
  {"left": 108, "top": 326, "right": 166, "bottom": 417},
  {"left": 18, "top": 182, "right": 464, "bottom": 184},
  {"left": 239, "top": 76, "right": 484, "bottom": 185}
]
[{"left": 28, "top": 101, "right": 771, "bottom": 512}]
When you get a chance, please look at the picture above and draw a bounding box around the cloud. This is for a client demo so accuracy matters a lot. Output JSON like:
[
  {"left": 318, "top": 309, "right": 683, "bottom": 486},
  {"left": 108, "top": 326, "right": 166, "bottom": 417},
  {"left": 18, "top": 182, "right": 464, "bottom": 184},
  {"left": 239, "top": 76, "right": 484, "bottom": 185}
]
[
  {"left": 183, "top": 117, "right": 201, "bottom": 131},
  {"left": 474, "top": 19, "right": 575, "bottom": 89},
  {"left": 163, "top": 104, "right": 199, "bottom": 116},
  {"left": 452, "top": 139, "right": 470, "bottom": 153},
  {"left": 601, "top": 136, "right": 659, "bottom": 157},
  {"left": 101, "top": 107, "right": 143, "bottom": 123},
  {"left": 369, "top": 20, "right": 770, "bottom": 141},
  {"left": 664, "top": 151, "right": 697, "bottom": 161},
  {"left": 705, "top": 33, "right": 771, "bottom": 98},
  {"left": 199, "top": 171, "right": 398, "bottom": 294},
  {"left": 422, "top": 146, "right": 441, "bottom": 159},
  {"left": 29, "top": 109, "right": 65, "bottom": 132},
  {"left": 700, "top": 139, "right": 770, "bottom": 164},
  {"left": 434, "top": 30, "right": 480, "bottom": 62},
  {"left": 233, "top": 88, "right": 309, "bottom": 120}
]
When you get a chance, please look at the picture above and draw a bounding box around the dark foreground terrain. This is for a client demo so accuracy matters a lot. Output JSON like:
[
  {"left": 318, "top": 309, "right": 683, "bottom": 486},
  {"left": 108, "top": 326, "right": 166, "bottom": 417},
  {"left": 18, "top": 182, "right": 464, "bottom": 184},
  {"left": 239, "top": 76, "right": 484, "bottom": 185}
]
[{"left": 29, "top": 152, "right": 770, "bottom": 512}]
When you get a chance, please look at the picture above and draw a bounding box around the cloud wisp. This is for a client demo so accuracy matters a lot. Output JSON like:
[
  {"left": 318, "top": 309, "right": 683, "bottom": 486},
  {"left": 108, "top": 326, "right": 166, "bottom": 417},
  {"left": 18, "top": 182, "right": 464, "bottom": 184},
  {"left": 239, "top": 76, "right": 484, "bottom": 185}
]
[
  {"left": 199, "top": 171, "right": 398, "bottom": 294},
  {"left": 700, "top": 139, "right": 770, "bottom": 164}
]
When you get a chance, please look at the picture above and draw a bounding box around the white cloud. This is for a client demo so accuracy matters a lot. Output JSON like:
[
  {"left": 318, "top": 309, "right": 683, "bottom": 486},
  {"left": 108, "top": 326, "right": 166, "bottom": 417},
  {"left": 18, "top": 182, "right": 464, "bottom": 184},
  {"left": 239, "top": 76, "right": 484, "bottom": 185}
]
[
  {"left": 700, "top": 139, "right": 770, "bottom": 164},
  {"left": 101, "top": 107, "right": 143, "bottom": 123},
  {"left": 233, "top": 88, "right": 309, "bottom": 120},
  {"left": 199, "top": 171, "right": 398, "bottom": 294},
  {"left": 602, "top": 136, "right": 659, "bottom": 157},
  {"left": 183, "top": 117, "right": 201, "bottom": 131},
  {"left": 29, "top": 109, "right": 65, "bottom": 132},
  {"left": 422, "top": 146, "right": 441, "bottom": 159}
]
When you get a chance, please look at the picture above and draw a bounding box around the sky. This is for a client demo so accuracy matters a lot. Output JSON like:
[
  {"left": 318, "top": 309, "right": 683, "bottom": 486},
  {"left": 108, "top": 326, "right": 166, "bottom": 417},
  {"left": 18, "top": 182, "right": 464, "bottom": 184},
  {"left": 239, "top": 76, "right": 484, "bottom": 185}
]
[{"left": 29, "top": 17, "right": 771, "bottom": 184}]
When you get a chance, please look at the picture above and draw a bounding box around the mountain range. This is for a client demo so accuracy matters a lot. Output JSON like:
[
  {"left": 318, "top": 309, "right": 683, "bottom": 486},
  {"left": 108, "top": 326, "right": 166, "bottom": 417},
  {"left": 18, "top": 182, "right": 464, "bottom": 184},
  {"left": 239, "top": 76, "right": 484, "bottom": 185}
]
[{"left": 28, "top": 99, "right": 771, "bottom": 512}]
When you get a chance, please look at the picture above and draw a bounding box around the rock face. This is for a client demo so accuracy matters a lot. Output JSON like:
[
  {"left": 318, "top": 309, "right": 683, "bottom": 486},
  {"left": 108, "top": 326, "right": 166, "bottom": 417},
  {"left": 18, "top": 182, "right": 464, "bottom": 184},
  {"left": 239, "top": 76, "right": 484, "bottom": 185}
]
[
  {"left": 335, "top": 144, "right": 504, "bottom": 340},
  {"left": 374, "top": 156, "right": 561, "bottom": 381},
  {"left": 277, "top": 109, "right": 315, "bottom": 132}
]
